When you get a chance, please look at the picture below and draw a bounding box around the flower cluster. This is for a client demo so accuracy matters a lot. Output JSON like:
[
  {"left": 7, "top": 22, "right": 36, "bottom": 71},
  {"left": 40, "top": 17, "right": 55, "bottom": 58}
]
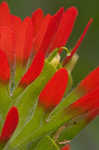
[{"left": 0, "top": 1, "right": 98, "bottom": 150}]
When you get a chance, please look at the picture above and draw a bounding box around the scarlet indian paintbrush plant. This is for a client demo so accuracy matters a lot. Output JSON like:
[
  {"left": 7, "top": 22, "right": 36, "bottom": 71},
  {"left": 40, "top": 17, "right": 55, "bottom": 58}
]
[{"left": 0, "top": 1, "right": 98, "bottom": 150}]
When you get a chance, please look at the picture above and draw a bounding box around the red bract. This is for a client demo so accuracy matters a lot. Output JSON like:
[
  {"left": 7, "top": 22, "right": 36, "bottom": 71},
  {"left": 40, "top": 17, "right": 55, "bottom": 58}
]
[
  {"left": 20, "top": 51, "right": 44, "bottom": 87},
  {"left": 0, "top": 2, "right": 10, "bottom": 27},
  {"left": 61, "top": 144, "right": 70, "bottom": 150},
  {"left": 63, "top": 18, "right": 93, "bottom": 65},
  {"left": 39, "top": 7, "right": 64, "bottom": 55},
  {"left": 0, "top": 49, "right": 10, "bottom": 82},
  {"left": 49, "top": 7, "right": 78, "bottom": 53},
  {"left": 70, "top": 86, "right": 99, "bottom": 115},
  {"left": 33, "top": 7, "right": 64, "bottom": 55},
  {"left": 14, "top": 16, "right": 34, "bottom": 64},
  {"left": 65, "top": 67, "right": 99, "bottom": 120},
  {"left": 86, "top": 109, "right": 99, "bottom": 123},
  {"left": 32, "top": 8, "right": 44, "bottom": 37},
  {"left": 0, "top": 107, "right": 19, "bottom": 142},
  {"left": 39, "top": 68, "right": 68, "bottom": 110},
  {"left": 78, "top": 67, "right": 99, "bottom": 93}
]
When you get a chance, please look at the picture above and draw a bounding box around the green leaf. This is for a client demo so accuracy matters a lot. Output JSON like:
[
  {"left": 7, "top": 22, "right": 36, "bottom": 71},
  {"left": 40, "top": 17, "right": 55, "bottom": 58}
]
[
  {"left": 0, "top": 84, "right": 12, "bottom": 129},
  {"left": 14, "top": 61, "right": 56, "bottom": 129},
  {"left": 58, "top": 115, "right": 86, "bottom": 141},
  {"left": 6, "top": 78, "right": 79, "bottom": 150},
  {"left": 33, "top": 136, "right": 59, "bottom": 150},
  {"left": 4, "top": 61, "right": 57, "bottom": 150}
]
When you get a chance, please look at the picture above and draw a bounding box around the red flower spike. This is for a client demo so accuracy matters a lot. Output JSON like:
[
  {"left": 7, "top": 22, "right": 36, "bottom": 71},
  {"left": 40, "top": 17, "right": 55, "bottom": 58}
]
[
  {"left": 32, "top": 8, "right": 44, "bottom": 37},
  {"left": 64, "top": 18, "right": 93, "bottom": 65},
  {"left": 20, "top": 50, "right": 44, "bottom": 87},
  {"left": 78, "top": 67, "right": 99, "bottom": 93},
  {"left": 49, "top": 7, "right": 78, "bottom": 53},
  {"left": 39, "top": 68, "right": 68, "bottom": 109},
  {"left": 0, "top": 49, "right": 10, "bottom": 82},
  {"left": 61, "top": 144, "right": 70, "bottom": 150},
  {"left": 0, "top": 107, "right": 19, "bottom": 142},
  {"left": 39, "top": 7, "right": 64, "bottom": 55}
]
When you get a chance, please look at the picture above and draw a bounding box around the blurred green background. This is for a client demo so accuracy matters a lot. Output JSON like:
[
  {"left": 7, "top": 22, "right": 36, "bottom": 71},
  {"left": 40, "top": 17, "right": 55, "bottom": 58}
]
[{"left": 1, "top": 0, "right": 99, "bottom": 149}]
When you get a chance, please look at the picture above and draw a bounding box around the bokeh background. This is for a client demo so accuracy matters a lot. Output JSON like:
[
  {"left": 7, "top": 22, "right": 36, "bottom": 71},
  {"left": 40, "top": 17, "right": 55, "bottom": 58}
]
[{"left": 1, "top": 0, "right": 99, "bottom": 149}]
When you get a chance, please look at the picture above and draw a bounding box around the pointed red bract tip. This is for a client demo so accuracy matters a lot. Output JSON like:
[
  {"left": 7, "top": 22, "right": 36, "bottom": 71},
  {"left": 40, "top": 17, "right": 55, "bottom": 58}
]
[
  {"left": 0, "top": 107, "right": 19, "bottom": 142},
  {"left": 15, "top": 17, "right": 33, "bottom": 63},
  {"left": 0, "top": 49, "right": 10, "bottom": 82},
  {"left": 86, "top": 109, "right": 99, "bottom": 123},
  {"left": 71, "top": 18, "right": 93, "bottom": 56},
  {"left": 61, "top": 144, "right": 70, "bottom": 150},
  {"left": 39, "top": 7, "right": 64, "bottom": 55},
  {"left": 0, "top": 2, "right": 8, "bottom": 9},
  {"left": 20, "top": 50, "right": 44, "bottom": 87},
  {"left": 49, "top": 7, "right": 78, "bottom": 53},
  {"left": 39, "top": 68, "right": 68, "bottom": 110},
  {"left": 33, "top": 14, "right": 51, "bottom": 52},
  {"left": 64, "top": 18, "right": 93, "bottom": 65},
  {"left": 78, "top": 67, "right": 99, "bottom": 93},
  {"left": 0, "top": 2, "right": 11, "bottom": 27},
  {"left": 32, "top": 8, "right": 44, "bottom": 37},
  {"left": 70, "top": 86, "right": 99, "bottom": 116}
]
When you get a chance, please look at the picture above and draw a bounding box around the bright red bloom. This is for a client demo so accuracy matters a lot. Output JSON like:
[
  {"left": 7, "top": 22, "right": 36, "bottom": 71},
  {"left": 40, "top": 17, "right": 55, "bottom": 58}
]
[
  {"left": 39, "top": 68, "right": 68, "bottom": 109},
  {"left": 0, "top": 2, "right": 92, "bottom": 89},
  {"left": 0, "top": 2, "right": 44, "bottom": 87},
  {"left": 0, "top": 106, "right": 19, "bottom": 142},
  {"left": 0, "top": 2, "right": 97, "bottom": 148}
]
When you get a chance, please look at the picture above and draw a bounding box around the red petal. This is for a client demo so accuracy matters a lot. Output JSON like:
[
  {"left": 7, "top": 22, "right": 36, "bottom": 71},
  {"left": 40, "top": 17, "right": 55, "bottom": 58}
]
[
  {"left": 32, "top": 8, "right": 44, "bottom": 37},
  {"left": 20, "top": 50, "right": 44, "bottom": 87},
  {"left": 61, "top": 144, "right": 70, "bottom": 150},
  {"left": 0, "top": 107, "right": 19, "bottom": 141},
  {"left": 0, "top": 49, "right": 10, "bottom": 82},
  {"left": 39, "top": 7, "right": 64, "bottom": 55},
  {"left": 39, "top": 68, "right": 68, "bottom": 109},
  {"left": 49, "top": 7, "right": 78, "bottom": 53},
  {"left": 78, "top": 67, "right": 99, "bottom": 93},
  {"left": 64, "top": 18, "right": 93, "bottom": 65}
]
